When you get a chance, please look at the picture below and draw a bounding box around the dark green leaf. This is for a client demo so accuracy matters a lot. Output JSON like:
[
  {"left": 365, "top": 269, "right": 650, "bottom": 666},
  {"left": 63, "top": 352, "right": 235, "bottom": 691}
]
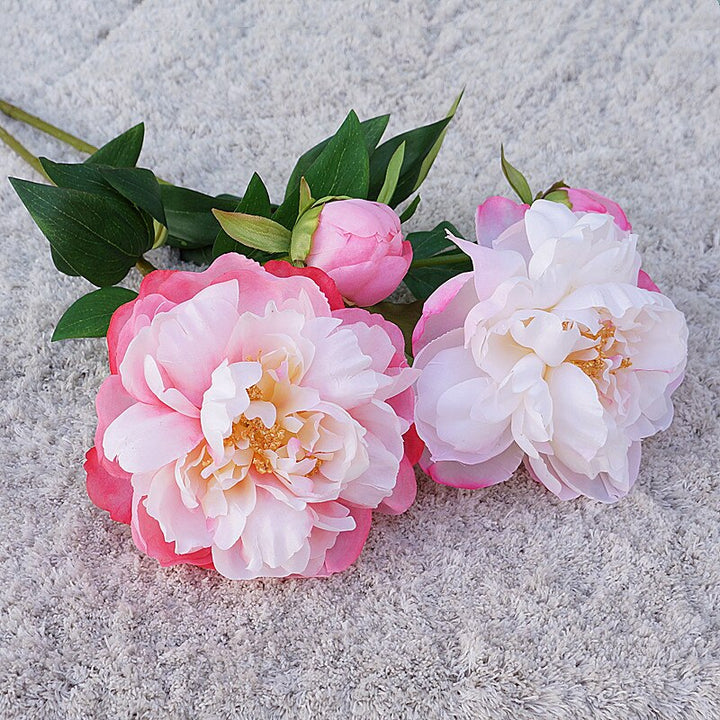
[
  {"left": 161, "top": 184, "right": 240, "bottom": 249},
  {"left": 100, "top": 167, "right": 166, "bottom": 225},
  {"left": 281, "top": 114, "right": 389, "bottom": 214},
  {"left": 39, "top": 158, "right": 116, "bottom": 198},
  {"left": 273, "top": 110, "right": 370, "bottom": 229},
  {"left": 10, "top": 178, "right": 153, "bottom": 286},
  {"left": 213, "top": 173, "right": 276, "bottom": 260},
  {"left": 180, "top": 246, "right": 215, "bottom": 266},
  {"left": 368, "top": 100, "right": 459, "bottom": 207},
  {"left": 52, "top": 287, "right": 137, "bottom": 341},
  {"left": 85, "top": 123, "right": 144, "bottom": 168},
  {"left": 399, "top": 195, "right": 421, "bottom": 223},
  {"left": 403, "top": 221, "right": 471, "bottom": 300},
  {"left": 501, "top": 145, "right": 533, "bottom": 205}
]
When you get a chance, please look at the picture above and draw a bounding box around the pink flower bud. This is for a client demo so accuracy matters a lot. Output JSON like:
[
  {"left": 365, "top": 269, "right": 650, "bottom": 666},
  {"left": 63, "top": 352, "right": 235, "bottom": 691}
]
[{"left": 305, "top": 199, "right": 412, "bottom": 306}]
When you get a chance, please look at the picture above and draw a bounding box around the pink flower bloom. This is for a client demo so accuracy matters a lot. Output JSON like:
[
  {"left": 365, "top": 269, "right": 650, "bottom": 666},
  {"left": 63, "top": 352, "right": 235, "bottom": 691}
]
[
  {"left": 414, "top": 200, "right": 687, "bottom": 503},
  {"left": 304, "top": 199, "right": 412, "bottom": 307},
  {"left": 86, "top": 253, "right": 420, "bottom": 578}
]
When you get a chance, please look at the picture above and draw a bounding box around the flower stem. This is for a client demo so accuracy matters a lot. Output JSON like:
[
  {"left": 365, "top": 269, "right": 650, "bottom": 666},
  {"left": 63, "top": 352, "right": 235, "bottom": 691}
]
[
  {"left": 135, "top": 257, "right": 157, "bottom": 276},
  {"left": 0, "top": 124, "right": 50, "bottom": 179},
  {"left": 409, "top": 253, "right": 469, "bottom": 269},
  {"left": 0, "top": 99, "right": 98, "bottom": 154}
]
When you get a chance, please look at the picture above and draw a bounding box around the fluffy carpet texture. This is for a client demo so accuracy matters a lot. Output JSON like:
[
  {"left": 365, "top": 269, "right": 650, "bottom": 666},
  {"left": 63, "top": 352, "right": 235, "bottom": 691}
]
[{"left": 1, "top": 1, "right": 719, "bottom": 717}]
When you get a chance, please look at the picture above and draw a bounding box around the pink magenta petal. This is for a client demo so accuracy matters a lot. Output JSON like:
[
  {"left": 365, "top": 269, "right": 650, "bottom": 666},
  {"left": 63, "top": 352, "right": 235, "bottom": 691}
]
[
  {"left": 377, "top": 456, "right": 417, "bottom": 515},
  {"left": 638, "top": 269, "right": 660, "bottom": 293},
  {"left": 322, "top": 506, "right": 372, "bottom": 575},
  {"left": 566, "top": 187, "right": 632, "bottom": 231},
  {"left": 132, "top": 495, "right": 214, "bottom": 569},
  {"left": 403, "top": 424, "right": 424, "bottom": 466},
  {"left": 475, "top": 195, "right": 529, "bottom": 247},
  {"left": 84, "top": 447, "right": 133, "bottom": 525},
  {"left": 264, "top": 260, "right": 344, "bottom": 310}
]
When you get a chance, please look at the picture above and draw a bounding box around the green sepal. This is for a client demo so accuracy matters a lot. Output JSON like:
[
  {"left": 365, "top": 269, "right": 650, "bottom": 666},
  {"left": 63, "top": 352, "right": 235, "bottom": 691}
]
[
  {"left": 212, "top": 210, "right": 292, "bottom": 254},
  {"left": 52, "top": 286, "right": 138, "bottom": 341},
  {"left": 376, "top": 141, "right": 406, "bottom": 205},
  {"left": 298, "top": 177, "right": 314, "bottom": 215},
  {"left": 543, "top": 189, "right": 572, "bottom": 207},
  {"left": 85, "top": 123, "right": 145, "bottom": 168},
  {"left": 500, "top": 145, "right": 533, "bottom": 205},
  {"left": 290, "top": 204, "right": 322, "bottom": 263},
  {"left": 10, "top": 178, "right": 153, "bottom": 287}
]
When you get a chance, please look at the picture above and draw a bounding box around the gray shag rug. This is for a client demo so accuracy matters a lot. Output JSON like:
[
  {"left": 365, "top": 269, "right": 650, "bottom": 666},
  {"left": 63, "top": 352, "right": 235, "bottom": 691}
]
[{"left": 1, "top": 1, "right": 719, "bottom": 717}]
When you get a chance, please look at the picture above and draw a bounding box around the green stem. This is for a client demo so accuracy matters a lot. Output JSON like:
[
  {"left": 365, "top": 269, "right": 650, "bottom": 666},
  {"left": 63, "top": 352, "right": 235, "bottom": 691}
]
[
  {"left": 0, "top": 124, "right": 50, "bottom": 179},
  {"left": 409, "top": 253, "right": 469, "bottom": 269},
  {"left": 135, "top": 257, "right": 157, "bottom": 276},
  {"left": 0, "top": 99, "right": 98, "bottom": 154}
]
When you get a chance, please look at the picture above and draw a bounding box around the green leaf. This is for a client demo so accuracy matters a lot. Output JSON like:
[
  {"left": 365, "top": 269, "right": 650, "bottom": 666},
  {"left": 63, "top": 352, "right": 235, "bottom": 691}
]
[
  {"left": 10, "top": 178, "right": 153, "bottom": 287},
  {"left": 501, "top": 145, "right": 533, "bottom": 205},
  {"left": 368, "top": 96, "right": 461, "bottom": 206},
  {"left": 212, "top": 173, "right": 277, "bottom": 260},
  {"left": 85, "top": 123, "right": 144, "bottom": 168},
  {"left": 403, "top": 221, "right": 471, "bottom": 300},
  {"left": 398, "top": 195, "right": 421, "bottom": 223},
  {"left": 180, "top": 246, "right": 215, "bottom": 266},
  {"left": 39, "top": 158, "right": 117, "bottom": 198},
  {"left": 281, "top": 114, "right": 389, "bottom": 212},
  {"left": 52, "top": 287, "right": 137, "bottom": 341},
  {"left": 376, "top": 141, "right": 405, "bottom": 205},
  {"left": 161, "top": 184, "right": 240, "bottom": 249},
  {"left": 213, "top": 210, "right": 291, "bottom": 253},
  {"left": 413, "top": 89, "right": 463, "bottom": 193},
  {"left": 273, "top": 110, "right": 370, "bottom": 229},
  {"left": 99, "top": 167, "right": 167, "bottom": 226}
]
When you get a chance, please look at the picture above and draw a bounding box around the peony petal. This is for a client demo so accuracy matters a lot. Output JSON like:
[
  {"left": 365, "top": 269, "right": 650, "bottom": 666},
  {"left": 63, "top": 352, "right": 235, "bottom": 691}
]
[
  {"left": 103, "top": 402, "right": 203, "bottom": 474},
  {"left": 84, "top": 446, "right": 133, "bottom": 525},
  {"left": 475, "top": 195, "right": 528, "bottom": 248}
]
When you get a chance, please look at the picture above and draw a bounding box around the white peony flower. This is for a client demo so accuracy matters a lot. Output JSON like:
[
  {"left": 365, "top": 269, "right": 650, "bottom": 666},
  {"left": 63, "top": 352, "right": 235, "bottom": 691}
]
[{"left": 413, "top": 200, "right": 687, "bottom": 502}]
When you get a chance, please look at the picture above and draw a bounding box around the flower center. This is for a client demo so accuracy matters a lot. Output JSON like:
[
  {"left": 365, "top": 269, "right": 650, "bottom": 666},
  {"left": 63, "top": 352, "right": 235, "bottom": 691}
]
[
  {"left": 565, "top": 320, "right": 632, "bottom": 379},
  {"left": 225, "top": 384, "right": 288, "bottom": 474}
]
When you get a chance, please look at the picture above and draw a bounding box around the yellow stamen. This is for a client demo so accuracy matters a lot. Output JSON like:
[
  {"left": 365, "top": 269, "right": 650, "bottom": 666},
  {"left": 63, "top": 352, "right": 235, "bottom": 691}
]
[{"left": 569, "top": 321, "right": 632, "bottom": 379}]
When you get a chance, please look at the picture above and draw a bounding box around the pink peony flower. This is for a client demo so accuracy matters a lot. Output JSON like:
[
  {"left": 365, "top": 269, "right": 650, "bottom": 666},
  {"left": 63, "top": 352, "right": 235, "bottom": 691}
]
[
  {"left": 85, "top": 253, "right": 421, "bottom": 578},
  {"left": 414, "top": 200, "right": 687, "bottom": 503},
  {"left": 304, "top": 198, "right": 412, "bottom": 307}
]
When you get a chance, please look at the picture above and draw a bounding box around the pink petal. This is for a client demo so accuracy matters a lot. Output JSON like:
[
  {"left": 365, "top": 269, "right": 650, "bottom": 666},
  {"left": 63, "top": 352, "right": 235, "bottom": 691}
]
[
  {"left": 475, "top": 195, "right": 528, "bottom": 247},
  {"left": 132, "top": 494, "right": 214, "bottom": 569},
  {"left": 321, "top": 506, "right": 372, "bottom": 575},
  {"left": 638, "top": 269, "right": 660, "bottom": 293},
  {"left": 377, "top": 456, "right": 417, "bottom": 515},
  {"left": 566, "top": 187, "right": 632, "bottom": 231},
  {"left": 84, "top": 446, "right": 133, "bottom": 525},
  {"left": 264, "top": 260, "right": 343, "bottom": 310}
]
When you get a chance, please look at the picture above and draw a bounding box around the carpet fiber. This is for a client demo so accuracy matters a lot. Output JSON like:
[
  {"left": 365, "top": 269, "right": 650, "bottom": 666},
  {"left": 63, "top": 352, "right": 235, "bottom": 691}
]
[{"left": 1, "top": 1, "right": 719, "bottom": 718}]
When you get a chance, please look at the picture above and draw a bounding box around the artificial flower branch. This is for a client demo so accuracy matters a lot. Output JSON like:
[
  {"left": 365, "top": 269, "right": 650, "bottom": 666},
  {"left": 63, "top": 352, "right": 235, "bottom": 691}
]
[
  {"left": 0, "top": 98, "right": 99, "bottom": 154},
  {"left": 4, "top": 94, "right": 689, "bottom": 581}
]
